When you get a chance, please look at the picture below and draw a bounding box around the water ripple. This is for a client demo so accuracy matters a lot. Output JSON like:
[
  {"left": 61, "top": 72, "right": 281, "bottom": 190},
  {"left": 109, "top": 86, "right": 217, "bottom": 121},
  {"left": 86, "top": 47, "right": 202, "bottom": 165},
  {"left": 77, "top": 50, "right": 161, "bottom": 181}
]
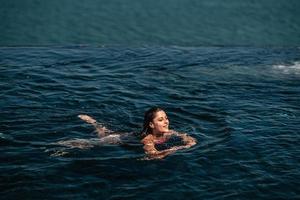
[{"left": 1, "top": 46, "right": 300, "bottom": 199}]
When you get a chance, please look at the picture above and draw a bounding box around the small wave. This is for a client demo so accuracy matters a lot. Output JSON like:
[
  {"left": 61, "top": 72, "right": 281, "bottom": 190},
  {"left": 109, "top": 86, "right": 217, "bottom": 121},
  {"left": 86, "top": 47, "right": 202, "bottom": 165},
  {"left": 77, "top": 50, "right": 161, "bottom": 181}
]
[
  {"left": 273, "top": 61, "right": 300, "bottom": 75},
  {"left": 0, "top": 132, "right": 14, "bottom": 141}
]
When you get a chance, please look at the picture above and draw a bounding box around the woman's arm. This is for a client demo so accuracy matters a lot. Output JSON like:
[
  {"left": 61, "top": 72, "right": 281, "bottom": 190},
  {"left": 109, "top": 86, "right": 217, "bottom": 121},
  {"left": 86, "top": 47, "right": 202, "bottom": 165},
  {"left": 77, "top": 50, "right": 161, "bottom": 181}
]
[
  {"left": 181, "top": 133, "right": 197, "bottom": 148},
  {"left": 142, "top": 133, "right": 197, "bottom": 160},
  {"left": 170, "top": 132, "right": 197, "bottom": 150},
  {"left": 142, "top": 136, "right": 180, "bottom": 160}
]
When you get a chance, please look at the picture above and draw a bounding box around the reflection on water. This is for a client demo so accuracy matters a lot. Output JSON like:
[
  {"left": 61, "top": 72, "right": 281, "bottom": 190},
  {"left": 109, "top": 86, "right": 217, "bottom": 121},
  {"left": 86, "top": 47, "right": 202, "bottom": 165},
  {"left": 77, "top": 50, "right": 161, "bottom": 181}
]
[{"left": 0, "top": 46, "right": 299, "bottom": 199}]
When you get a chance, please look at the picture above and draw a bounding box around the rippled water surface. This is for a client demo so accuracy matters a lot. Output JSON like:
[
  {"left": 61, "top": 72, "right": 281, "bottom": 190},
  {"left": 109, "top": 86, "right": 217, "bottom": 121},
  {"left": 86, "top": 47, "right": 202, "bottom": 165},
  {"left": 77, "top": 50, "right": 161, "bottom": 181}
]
[{"left": 1, "top": 46, "right": 300, "bottom": 199}]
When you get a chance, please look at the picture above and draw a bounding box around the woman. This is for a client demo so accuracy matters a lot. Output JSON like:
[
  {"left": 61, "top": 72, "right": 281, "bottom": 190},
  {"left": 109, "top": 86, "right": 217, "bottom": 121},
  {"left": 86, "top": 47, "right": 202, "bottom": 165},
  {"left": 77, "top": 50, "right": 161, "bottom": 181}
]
[
  {"left": 139, "top": 107, "right": 197, "bottom": 159},
  {"left": 60, "top": 107, "right": 197, "bottom": 159}
]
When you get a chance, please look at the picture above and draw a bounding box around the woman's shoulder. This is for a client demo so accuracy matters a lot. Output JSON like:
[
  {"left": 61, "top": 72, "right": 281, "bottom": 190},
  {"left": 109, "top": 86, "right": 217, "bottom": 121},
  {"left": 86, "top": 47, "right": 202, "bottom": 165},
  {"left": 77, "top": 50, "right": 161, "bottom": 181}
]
[
  {"left": 166, "top": 130, "right": 183, "bottom": 136},
  {"left": 141, "top": 134, "right": 154, "bottom": 144}
]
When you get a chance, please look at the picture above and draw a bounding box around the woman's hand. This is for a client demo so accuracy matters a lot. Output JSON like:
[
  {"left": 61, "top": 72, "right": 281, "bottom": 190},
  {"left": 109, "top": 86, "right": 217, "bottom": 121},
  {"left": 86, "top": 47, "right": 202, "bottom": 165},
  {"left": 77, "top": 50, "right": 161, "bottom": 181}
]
[
  {"left": 175, "top": 132, "right": 197, "bottom": 149},
  {"left": 185, "top": 136, "right": 197, "bottom": 147},
  {"left": 142, "top": 132, "right": 197, "bottom": 160}
]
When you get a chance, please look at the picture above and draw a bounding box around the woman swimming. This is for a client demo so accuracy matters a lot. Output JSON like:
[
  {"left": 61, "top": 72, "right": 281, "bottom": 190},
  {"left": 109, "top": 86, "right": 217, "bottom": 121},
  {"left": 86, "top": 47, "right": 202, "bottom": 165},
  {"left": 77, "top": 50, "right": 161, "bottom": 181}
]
[
  {"left": 58, "top": 107, "right": 197, "bottom": 159},
  {"left": 139, "top": 107, "right": 197, "bottom": 159}
]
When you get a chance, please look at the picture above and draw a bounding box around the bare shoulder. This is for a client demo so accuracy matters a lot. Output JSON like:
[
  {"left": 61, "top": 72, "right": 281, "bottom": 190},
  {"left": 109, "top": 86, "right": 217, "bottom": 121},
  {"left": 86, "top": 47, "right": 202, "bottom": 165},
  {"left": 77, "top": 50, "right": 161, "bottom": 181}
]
[
  {"left": 167, "top": 130, "right": 185, "bottom": 136},
  {"left": 141, "top": 134, "right": 154, "bottom": 144}
]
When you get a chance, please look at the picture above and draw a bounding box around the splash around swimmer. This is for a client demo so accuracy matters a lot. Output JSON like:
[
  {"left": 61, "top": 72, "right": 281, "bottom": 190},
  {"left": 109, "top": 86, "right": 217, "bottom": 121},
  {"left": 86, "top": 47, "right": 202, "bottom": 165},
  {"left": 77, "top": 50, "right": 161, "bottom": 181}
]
[{"left": 75, "top": 107, "right": 197, "bottom": 160}]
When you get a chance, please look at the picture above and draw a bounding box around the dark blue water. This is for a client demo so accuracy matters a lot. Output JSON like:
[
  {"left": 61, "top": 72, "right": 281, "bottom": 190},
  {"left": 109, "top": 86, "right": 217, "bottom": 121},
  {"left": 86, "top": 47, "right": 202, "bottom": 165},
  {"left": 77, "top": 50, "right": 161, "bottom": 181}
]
[
  {"left": 2, "top": 0, "right": 300, "bottom": 199},
  {"left": 1, "top": 46, "right": 300, "bottom": 199}
]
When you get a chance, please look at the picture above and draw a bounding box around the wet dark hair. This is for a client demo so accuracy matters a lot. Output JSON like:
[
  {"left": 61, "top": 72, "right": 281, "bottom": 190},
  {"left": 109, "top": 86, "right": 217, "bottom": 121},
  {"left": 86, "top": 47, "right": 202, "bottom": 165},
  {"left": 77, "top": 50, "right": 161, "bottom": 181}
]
[{"left": 139, "top": 107, "right": 164, "bottom": 138}]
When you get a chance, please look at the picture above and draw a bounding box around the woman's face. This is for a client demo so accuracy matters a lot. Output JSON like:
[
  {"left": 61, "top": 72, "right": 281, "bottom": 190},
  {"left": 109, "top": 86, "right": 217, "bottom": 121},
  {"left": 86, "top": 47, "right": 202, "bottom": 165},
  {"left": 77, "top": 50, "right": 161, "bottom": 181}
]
[{"left": 150, "top": 110, "right": 169, "bottom": 135}]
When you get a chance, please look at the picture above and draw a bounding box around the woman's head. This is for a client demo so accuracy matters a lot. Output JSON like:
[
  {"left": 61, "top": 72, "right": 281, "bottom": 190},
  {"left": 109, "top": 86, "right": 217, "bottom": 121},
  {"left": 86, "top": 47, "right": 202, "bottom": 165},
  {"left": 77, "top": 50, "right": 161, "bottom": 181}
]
[{"left": 140, "top": 107, "right": 169, "bottom": 137}]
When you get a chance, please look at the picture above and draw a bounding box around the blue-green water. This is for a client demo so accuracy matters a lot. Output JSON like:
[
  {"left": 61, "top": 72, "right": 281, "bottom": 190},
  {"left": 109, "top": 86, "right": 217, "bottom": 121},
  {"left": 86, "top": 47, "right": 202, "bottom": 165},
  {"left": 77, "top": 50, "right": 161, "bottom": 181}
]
[
  {"left": 1, "top": 0, "right": 300, "bottom": 46},
  {"left": 1, "top": 0, "right": 300, "bottom": 199},
  {"left": 1, "top": 46, "right": 300, "bottom": 199}
]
